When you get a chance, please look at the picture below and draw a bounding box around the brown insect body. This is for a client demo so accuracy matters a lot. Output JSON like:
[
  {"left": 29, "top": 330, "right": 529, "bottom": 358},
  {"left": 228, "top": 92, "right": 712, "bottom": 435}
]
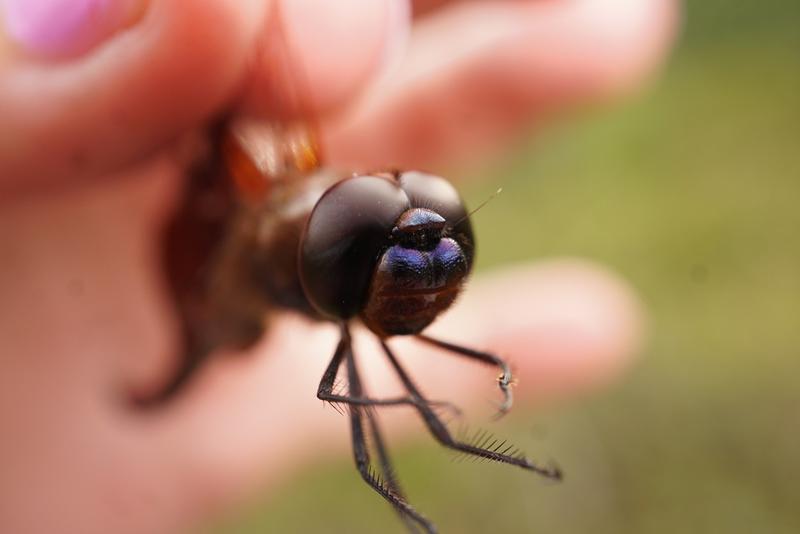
[
  {"left": 150, "top": 119, "right": 561, "bottom": 533},
  {"left": 152, "top": 120, "right": 335, "bottom": 402},
  {"left": 146, "top": 10, "right": 560, "bottom": 530}
]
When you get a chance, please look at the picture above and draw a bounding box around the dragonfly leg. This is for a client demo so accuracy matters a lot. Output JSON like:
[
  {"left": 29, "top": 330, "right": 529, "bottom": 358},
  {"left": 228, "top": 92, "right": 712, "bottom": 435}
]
[
  {"left": 317, "top": 325, "right": 461, "bottom": 416},
  {"left": 381, "top": 340, "right": 561, "bottom": 480},
  {"left": 346, "top": 339, "right": 437, "bottom": 534},
  {"left": 416, "top": 334, "right": 514, "bottom": 420}
]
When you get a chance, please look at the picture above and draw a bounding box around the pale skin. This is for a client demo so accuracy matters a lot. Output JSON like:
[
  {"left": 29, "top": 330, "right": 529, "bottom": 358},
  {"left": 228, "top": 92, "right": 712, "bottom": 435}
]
[{"left": 0, "top": 1, "right": 678, "bottom": 533}]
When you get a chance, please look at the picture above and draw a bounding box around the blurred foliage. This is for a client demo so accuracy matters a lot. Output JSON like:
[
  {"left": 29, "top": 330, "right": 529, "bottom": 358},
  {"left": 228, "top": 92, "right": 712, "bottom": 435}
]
[{"left": 212, "top": 1, "right": 800, "bottom": 533}]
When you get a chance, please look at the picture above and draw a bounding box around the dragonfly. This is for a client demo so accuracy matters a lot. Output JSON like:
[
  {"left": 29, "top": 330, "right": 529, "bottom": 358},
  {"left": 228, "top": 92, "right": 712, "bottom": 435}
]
[{"left": 132, "top": 9, "right": 561, "bottom": 533}]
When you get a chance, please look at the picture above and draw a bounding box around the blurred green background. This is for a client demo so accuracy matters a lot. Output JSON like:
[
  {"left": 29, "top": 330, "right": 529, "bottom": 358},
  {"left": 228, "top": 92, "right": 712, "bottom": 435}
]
[{"left": 213, "top": 1, "right": 799, "bottom": 532}]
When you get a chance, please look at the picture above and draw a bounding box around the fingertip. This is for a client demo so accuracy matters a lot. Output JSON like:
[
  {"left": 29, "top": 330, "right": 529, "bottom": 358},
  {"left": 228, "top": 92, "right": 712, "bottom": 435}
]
[
  {"left": 0, "top": 0, "right": 267, "bottom": 191},
  {"left": 438, "top": 260, "right": 646, "bottom": 403},
  {"left": 324, "top": 0, "right": 680, "bottom": 170},
  {"left": 488, "top": 260, "right": 645, "bottom": 400},
  {"left": 2, "top": 0, "right": 146, "bottom": 60},
  {"left": 239, "top": 0, "right": 410, "bottom": 118},
  {"left": 552, "top": 0, "right": 681, "bottom": 98}
]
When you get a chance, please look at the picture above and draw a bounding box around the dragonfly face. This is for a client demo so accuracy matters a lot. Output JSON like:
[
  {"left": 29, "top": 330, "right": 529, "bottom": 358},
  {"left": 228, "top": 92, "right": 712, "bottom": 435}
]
[{"left": 299, "top": 171, "right": 475, "bottom": 337}]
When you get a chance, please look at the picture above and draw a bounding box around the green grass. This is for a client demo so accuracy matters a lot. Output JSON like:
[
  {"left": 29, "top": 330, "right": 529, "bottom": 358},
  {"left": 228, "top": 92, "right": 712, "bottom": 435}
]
[{"left": 212, "top": 3, "right": 800, "bottom": 533}]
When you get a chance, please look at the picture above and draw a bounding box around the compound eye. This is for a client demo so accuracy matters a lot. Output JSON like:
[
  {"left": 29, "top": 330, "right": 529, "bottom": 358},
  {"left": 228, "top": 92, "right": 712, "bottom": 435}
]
[{"left": 299, "top": 175, "right": 410, "bottom": 319}]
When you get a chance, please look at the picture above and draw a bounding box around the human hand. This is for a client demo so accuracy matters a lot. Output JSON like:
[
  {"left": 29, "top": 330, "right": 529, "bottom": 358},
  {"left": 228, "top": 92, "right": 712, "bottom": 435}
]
[{"left": 0, "top": 1, "right": 677, "bottom": 533}]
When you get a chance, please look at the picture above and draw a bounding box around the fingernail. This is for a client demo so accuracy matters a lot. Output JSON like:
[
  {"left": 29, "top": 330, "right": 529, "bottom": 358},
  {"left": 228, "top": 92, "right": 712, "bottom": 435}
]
[{"left": 2, "top": 0, "right": 146, "bottom": 59}]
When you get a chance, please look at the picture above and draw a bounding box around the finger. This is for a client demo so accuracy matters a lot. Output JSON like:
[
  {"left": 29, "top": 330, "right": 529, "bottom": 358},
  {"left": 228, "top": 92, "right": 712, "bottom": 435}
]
[
  {"left": 238, "top": 0, "right": 410, "bottom": 119},
  {"left": 0, "top": 0, "right": 408, "bottom": 193},
  {"left": 419, "top": 260, "right": 645, "bottom": 403},
  {"left": 353, "top": 259, "right": 644, "bottom": 418},
  {"left": 324, "top": 0, "right": 680, "bottom": 170},
  {"left": 143, "top": 259, "right": 643, "bottom": 509}
]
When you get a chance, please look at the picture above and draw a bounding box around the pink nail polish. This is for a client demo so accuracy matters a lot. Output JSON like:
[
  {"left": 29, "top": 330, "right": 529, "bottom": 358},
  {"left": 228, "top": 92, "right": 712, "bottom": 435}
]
[{"left": 2, "top": 0, "right": 143, "bottom": 58}]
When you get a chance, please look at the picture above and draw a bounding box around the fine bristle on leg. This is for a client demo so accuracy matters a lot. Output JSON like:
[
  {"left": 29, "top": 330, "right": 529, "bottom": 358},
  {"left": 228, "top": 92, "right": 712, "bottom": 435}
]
[
  {"left": 343, "top": 326, "right": 437, "bottom": 533},
  {"left": 381, "top": 340, "right": 562, "bottom": 480}
]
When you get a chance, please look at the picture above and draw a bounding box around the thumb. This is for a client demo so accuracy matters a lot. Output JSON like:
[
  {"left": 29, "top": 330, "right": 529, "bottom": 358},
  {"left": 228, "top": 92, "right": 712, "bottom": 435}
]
[{"left": 0, "top": 0, "right": 264, "bottom": 190}]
